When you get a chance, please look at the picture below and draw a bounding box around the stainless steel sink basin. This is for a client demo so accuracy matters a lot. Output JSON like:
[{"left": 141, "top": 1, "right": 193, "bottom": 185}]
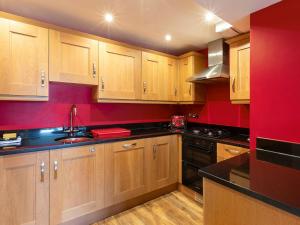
[{"left": 55, "top": 136, "right": 93, "bottom": 144}]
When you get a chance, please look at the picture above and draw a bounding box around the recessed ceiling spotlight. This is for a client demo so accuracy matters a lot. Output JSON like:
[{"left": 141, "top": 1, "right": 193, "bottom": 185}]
[
  {"left": 205, "top": 11, "right": 214, "bottom": 22},
  {"left": 165, "top": 34, "right": 172, "bottom": 41},
  {"left": 104, "top": 13, "right": 114, "bottom": 23}
]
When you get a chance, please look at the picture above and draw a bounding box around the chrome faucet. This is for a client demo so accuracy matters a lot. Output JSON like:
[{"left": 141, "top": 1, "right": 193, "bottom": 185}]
[{"left": 64, "top": 104, "right": 79, "bottom": 136}]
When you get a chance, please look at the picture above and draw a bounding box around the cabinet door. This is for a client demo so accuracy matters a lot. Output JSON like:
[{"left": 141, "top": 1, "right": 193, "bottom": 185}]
[
  {"left": 148, "top": 135, "right": 178, "bottom": 191},
  {"left": 230, "top": 39, "right": 250, "bottom": 103},
  {"left": 49, "top": 30, "right": 98, "bottom": 85},
  {"left": 104, "top": 139, "right": 147, "bottom": 206},
  {"left": 50, "top": 145, "right": 104, "bottom": 225},
  {"left": 0, "top": 18, "right": 48, "bottom": 99},
  {"left": 0, "top": 151, "right": 49, "bottom": 225},
  {"left": 179, "top": 56, "right": 194, "bottom": 101},
  {"left": 98, "top": 42, "right": 141, "bottom": 100},
  {"left": 142, "top": 52, "right": 163, "bottom": 100},
  {"left": 162, "top": 57, "right": 178, "bottom": 101}
]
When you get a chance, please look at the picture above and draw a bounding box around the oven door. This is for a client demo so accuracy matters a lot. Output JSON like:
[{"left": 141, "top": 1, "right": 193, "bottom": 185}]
[
  {"left": 183, "top": 136, "right": 217, "bottom": 166},
  {"left": 182, "top": 161, "right": 204, "bottom": 193}
]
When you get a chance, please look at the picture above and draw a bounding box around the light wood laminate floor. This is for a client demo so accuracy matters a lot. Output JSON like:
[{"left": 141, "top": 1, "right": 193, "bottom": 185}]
[{"left": 93, "top": 191, "right": 203, "bottom": 225}]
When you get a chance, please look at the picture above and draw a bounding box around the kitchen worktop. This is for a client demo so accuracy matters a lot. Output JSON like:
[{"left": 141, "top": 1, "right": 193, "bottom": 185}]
[
  {"left": 0, "top": 122, "right": 249, "bottom": 156},
  {"left": 199, "top": 138, "right": 300, "bottom": 217}
]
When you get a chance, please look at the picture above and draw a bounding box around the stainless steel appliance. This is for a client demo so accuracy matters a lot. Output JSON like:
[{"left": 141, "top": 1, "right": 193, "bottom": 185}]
[{"left": 186, "top": 39, "right": 229, "bottom": 83}]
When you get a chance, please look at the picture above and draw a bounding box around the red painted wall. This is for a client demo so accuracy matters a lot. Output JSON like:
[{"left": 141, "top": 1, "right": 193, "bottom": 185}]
[
  {"left": 250, "top": 0, "right": 300, "bottom": 205},
  {"left": 0, "top": 83, "right": 178, "bottom": 130},
  {"left": 251, "top": 0, "right": 300, "bottom": 148}
]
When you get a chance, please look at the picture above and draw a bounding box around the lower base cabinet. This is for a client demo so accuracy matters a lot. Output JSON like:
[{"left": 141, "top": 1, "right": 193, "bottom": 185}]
[
  {"left": 50, "top": 145, "right": 105, "bottom": 225},
  {"left": 0, "top": 135, "right": 178, "bottom": 225},
  {"left": 147, "top": 135, "right": 178, "bottom": 191},
  {"left": 0, "top": 151, "right": 50, "bottom": 225}
]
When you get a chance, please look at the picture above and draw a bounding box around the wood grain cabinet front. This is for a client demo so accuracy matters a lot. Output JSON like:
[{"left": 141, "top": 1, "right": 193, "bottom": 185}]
[
  {"left": 161, "top": 57, "right": 179, "bottom": 101},
  {"left": 0, "top": 151, "right": 50, "bottom": 225},
  {"left": 104, "top": 139, "right": 148, "bottom": 207},
  {"left": 49, "top": 145, "right": 104, "bottom": 225},
  {"left": 147, "top": 135, "right": 179, "bottom": 191},
  {"left": 0, "top": 18, "right": 49, "bottom": 101},
  {"left": 178, "top": 53, "right": 206, "bottom": 103},
  {"left": 97, "top": 42, "right": 142, "bottom": 101},
  {"left": 227, "top": 34, "right": 250, "bottom": 104},
  {"left": 217, "top": 143, "right": 249, "bottom": 162},
  {"left": 49, "top": 30, "right": 98, "bottom": 85}
]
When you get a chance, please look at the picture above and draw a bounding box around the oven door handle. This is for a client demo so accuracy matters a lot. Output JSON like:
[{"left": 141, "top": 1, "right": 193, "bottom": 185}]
[{"left": 187, "top": 144, "right": 215, "bottom": 153}]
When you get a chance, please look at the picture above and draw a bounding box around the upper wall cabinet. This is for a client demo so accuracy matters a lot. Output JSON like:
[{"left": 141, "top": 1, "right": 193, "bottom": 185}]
[
  {"left": 178, "top": 53, "right": 206, "bottom": 103},
  {"left": 49, "top": 30, "right": 98, "bottom": 85},
  {"left": 0, "top": 18, "right": 49, "bottom": 101},
  {"left": 161, "top": 57, "right": 179, "bottom": 101},
  {"left": 97, "top": 42, "right": 142, "bottom": 101},
  {"left": 141, "top": 52, "right": 164, "bottom": 101},
  {"left": 227, "top": 34, "right": 250, "bottom": 104}
]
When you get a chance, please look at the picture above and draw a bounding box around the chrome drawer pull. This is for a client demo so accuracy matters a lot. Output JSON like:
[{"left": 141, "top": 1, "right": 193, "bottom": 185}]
[
  {"left": 40, "top": 161, "right": 45, "bottom": 182},
  {"left": 225, "top": 149, "right": 240, "bottom": 155},
  {"left": 92, "top": 63, "right": 96, "bottom": 78},
  {"left": 41, "top": 71, "right": 46, "bottom": 87},
  {"left": 54, "top": 160, "right": 58, "bottom": 179},
  {"left": 122, "top": 143, "right": 137, "bottom": 149}
]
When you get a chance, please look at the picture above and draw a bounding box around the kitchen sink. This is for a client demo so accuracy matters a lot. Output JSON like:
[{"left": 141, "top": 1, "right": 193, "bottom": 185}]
[{"left": 55, "top": 136, "right": 94, "bottom": 144}]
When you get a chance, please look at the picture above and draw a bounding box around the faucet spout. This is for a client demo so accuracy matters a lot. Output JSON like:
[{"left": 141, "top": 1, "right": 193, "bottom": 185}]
[{"left": 70, "top": 104, "right": 78, "bottom": 136}]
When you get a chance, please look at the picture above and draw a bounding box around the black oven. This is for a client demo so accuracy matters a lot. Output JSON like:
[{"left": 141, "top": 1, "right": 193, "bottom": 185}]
[{"left": 182, "top": 135, "right": 217, "bottom": 194}]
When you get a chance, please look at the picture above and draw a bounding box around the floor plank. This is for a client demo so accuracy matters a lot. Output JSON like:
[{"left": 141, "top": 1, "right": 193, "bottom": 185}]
[{"left": 92, "top": 191, "right": 203, "bottom": 225}]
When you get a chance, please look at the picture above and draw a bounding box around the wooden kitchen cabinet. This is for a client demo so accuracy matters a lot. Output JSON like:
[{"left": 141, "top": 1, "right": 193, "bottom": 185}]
[
  {"left": 147, "top": 135, "right": 179, "bottom": 191},
  {"left": 161, "top": 56, "right": 179, "bottom": 101},
  {"left": 178, "top": 52, "right": 206, "bottom": 103},
  {"left": 49, "top": 30, "right": 98, "bottom": 85},
  {"left": 97, "top": 42, "right": 142, "bottom": 100},
  {"left": 0, "top": 151, "right": 50, "bottom": 225},
  {"left": 104, "top": 139, "right": 148, "bottom": 206},
  {"left": 204, "top": 179, "right": 300, "bottom": 225},
  {"left": 227, "top": 33, "right": 250, "bottom": 104},
  {"left": 141, "top": 51, "right": 164, "bottom": 101},
  {"left": 49, "top": 145, "right": 104, "bottom": 225},
  {"left": 217, "top": 143, "right": 249, "bottom": 162},
  {"left": 0, "top": 18, "right": 49, "bottom": 101}
]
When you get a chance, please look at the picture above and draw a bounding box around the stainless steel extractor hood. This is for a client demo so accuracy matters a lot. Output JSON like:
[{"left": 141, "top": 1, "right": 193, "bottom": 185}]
[{"left": 187, "top": 39, "right": 229, "bottom": 83}]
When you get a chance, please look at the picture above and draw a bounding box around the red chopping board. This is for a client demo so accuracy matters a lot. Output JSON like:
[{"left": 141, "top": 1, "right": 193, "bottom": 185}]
[{"left": 91, "top": 128, "right": 131, "bottom": 138}]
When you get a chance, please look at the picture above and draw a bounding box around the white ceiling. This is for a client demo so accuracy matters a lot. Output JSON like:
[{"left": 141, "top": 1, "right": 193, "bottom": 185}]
[{"left": 0, "top": 0, "right": 280, "bottom": 55}]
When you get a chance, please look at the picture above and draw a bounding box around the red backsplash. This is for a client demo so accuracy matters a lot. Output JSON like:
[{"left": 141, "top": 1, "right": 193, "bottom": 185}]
[
  {"left": 178, "top": 83, "right": 250, "bottom": 128},
  {"left": 0, "top": 83, "right": 178, "bottom": 130}
]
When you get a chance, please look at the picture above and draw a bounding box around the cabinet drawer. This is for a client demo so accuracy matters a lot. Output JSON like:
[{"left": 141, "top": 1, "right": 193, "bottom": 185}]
[
  {"left": 111, "top": 139, "right": 145, "bottom": 152},
  {"left": 217, "top": 143, "right": 249, "bottom": 162}
]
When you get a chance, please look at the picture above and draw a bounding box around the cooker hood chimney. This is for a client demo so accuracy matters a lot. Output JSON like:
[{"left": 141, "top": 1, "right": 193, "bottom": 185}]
[{"left": 187, "top": 39, "right": 229, "bottom": 83}]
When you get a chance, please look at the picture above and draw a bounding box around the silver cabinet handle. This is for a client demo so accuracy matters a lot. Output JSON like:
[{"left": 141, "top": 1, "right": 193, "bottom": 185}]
[
  {"left": 41, "top": 70, "right": 46, "bottom": 87},
  {"left": 232, "top": 77, "right": 236, "bottom": 93},
  {"left": 143, "top": 81, "right": 147, "bottom": 93},
  {"left": 92, "top": 63, "right": 96, "bottom": 78},
  {"left": 174, "top": 88, "right": 177, "bottom": 96},
  {"left": 101, "top": 77, "right": 105, "bottom": 90},
  {"left": 122, "top": 143, "right": 137, "bottom": 149},
  {"left": 189, "top": 84, "right": 192, "bottom": 96},
  {"left": 153, "top": 144, "right": 157, "bottom": 160},
  {"left": 40, "top": 161, "right": 45, "bottom": 182},
  {"left": 53, "top": 160, "right": 58, "bottom": 179},
  {"left": 89, "top": 146, "right": 96, "bottom": 153},
  {"left": 225, "top": 149, "right": 240, "bottom": 155}
]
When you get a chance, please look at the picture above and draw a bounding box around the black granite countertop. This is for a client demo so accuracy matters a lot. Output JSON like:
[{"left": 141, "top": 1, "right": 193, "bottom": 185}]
[
  {"left": 0, "top": 127, "right": 177, "bottom": 156},
  {"left": 199, "top": 140, "right": 300, "bottom": 217},
  {"left": 0, "top": 122, "right": 249, "bottom": 156}
]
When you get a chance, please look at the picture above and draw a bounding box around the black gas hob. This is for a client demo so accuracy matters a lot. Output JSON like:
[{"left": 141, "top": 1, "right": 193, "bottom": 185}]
[{"left": 185, "top": 127, "right": 231, "bottom": 139}]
